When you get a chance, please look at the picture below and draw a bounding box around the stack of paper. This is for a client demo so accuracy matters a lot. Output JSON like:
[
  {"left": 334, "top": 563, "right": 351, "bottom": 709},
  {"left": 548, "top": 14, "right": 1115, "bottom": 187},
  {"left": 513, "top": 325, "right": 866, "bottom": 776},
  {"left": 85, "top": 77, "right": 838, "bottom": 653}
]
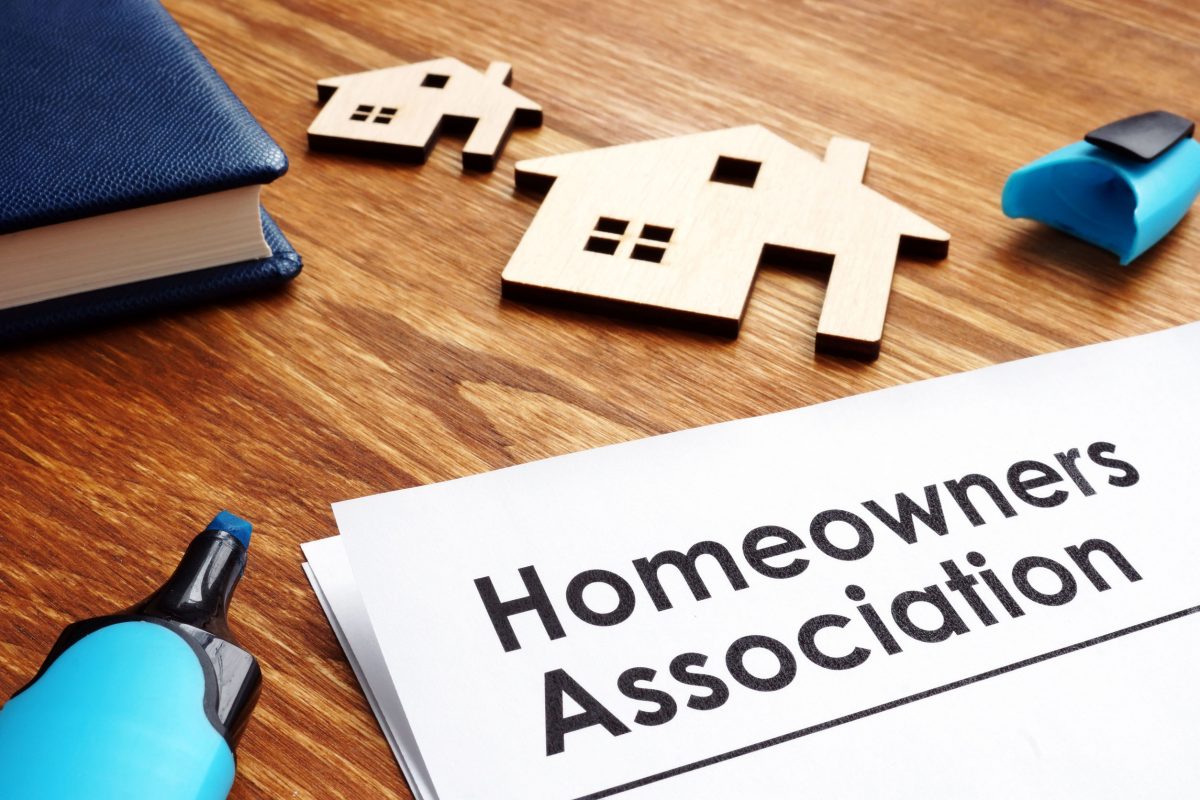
[{"left": 304, "top": 323, "right": 1200, "bottom": 800}]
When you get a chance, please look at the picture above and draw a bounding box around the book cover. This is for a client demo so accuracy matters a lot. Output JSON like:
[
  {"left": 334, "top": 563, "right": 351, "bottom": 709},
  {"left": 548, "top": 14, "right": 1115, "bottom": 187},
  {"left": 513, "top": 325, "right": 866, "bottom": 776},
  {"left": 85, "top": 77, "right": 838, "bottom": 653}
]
[{"left": 0, "top": 0, "right": 301, "bottom": 341}]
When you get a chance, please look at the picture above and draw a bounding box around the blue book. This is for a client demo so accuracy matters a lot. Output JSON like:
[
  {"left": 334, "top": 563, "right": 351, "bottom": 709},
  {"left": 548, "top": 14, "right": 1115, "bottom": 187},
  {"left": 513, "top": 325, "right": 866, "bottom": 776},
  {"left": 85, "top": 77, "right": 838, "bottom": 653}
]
[{"left": 0, "top": 0, "right": 302, "bottom": 343}]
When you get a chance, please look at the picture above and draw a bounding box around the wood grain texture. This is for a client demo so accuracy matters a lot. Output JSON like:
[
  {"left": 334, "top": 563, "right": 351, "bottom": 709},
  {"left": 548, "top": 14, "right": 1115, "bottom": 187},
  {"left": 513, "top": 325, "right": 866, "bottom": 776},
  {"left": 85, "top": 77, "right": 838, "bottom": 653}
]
[{"left": 1, "top": 0, "right": 1198, "bottom": 797}]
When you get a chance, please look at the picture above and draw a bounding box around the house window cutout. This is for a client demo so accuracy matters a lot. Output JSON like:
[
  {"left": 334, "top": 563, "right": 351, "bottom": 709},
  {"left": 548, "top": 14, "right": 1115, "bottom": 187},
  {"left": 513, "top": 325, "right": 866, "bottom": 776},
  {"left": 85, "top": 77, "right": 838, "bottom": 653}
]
[
  {"left": 594, "top": 217, "right": 629, "bottom": 235},
  {"left": 639, "top": 224, "right": 673, "bottom": 243},
  {"left": 584, "top": 217, "right": 627, "bottom": 255},
  {"left": 584, "top": 235, "right": 620, "bottom": 255},
  {"left": 350, "top": 105, "right": 398, "bottom": 124},
  {"left": 583, "top": 215, "right": 676, "bottom": 262},
  {"left": 710, "top": 155, "right": 762, "bottom": 188},
  {"left": 630, "top": 244, "right": 667, "bottom": 263},
  {"left": 584, "top": 216, "right": 671, "bottom": 263},
  {"left": 422, "top": 73, "right": 451, "bottom": 88}
]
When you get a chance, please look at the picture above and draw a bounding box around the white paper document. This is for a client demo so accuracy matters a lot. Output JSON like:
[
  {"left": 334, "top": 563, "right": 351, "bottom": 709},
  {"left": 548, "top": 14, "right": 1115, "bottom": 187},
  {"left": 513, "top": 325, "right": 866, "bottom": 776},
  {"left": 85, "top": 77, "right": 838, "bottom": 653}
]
[{"left": 305, "top": 323, "right": 1200, "bottom": 799}]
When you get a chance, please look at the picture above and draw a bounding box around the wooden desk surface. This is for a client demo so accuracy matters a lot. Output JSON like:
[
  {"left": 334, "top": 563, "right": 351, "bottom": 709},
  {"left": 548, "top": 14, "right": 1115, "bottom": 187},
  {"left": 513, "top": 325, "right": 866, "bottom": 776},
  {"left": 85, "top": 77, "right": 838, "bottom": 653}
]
[{"left": 2, "top": 0, "right": 1197, "bottom": 797}]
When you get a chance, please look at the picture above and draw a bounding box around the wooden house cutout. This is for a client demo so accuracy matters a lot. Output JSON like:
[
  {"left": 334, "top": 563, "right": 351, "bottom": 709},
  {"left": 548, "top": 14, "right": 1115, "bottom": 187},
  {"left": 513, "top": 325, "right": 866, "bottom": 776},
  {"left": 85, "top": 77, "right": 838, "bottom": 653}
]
[
  {"left": 501, "top": 125, "right": 949, "bottom": 359},
  {"left": 308, "top": 57, "right": 542, "bottom": 171}
]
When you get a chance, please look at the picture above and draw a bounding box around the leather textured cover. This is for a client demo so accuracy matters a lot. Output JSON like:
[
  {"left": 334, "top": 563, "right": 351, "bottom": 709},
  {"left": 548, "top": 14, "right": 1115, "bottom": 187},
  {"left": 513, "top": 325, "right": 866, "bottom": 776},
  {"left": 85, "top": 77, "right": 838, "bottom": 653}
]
[
  {"left": 0, "top": 0, "right": 288, "bottom": 236},
  {"left": 0, "top": 209, "right": 302, "bottom": 344}
]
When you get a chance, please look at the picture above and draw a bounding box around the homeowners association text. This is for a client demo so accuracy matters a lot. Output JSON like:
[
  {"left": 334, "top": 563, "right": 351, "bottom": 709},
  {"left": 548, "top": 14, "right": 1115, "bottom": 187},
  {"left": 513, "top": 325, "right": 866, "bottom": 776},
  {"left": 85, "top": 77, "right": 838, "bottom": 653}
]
[{"left": 473, "top": 441, "right": 1143, "bottom": 756}]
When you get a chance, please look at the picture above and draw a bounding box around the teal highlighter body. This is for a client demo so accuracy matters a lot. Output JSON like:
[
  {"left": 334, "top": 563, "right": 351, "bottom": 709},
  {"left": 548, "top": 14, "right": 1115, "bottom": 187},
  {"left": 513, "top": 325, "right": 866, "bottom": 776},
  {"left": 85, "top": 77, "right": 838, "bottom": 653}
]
[{"left": 0, "top": 511, "right": 262, "bottom": 800}]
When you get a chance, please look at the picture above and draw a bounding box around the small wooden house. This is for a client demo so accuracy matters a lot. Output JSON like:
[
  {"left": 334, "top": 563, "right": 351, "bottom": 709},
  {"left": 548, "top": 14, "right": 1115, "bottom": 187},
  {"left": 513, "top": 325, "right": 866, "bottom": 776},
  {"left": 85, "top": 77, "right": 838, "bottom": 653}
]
[
  {"left": 308, "top": 57, "right": 542, "bottom": 171},
  {"left": 501, "top": 125, "right": 949, "bottom": 359}
]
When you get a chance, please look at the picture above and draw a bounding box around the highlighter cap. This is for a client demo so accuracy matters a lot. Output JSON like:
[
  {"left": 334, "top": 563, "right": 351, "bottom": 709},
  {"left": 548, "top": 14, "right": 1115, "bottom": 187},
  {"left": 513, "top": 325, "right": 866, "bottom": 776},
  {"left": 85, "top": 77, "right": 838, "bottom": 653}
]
[{"left": 1002, "top": 111, "right": 1200, "bottom": 264}]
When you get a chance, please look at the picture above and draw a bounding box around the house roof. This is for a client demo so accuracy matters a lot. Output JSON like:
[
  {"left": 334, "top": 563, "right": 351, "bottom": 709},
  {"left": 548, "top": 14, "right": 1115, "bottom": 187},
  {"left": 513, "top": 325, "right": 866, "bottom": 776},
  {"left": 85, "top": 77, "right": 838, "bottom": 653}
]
[
  {"left": 515, "top": 125, "right": 947, "bottom": 245},
  {"left": 317, "top": 57, "right": 541, "bottom": 112}
]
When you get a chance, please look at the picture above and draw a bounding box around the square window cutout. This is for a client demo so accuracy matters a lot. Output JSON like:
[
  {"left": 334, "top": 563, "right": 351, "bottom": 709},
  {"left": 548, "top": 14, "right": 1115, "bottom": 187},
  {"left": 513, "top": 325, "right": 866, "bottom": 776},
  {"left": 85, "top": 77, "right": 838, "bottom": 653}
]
[
  {"left": 640, "top": 224, "right": 673, "bottom": 242},
  {"left": 630, "top": 244, "right": 666, "bottom": 263},
  {"left": 422, "top": 73, "right": 451, "bottom": 88},
  {"left": 594, "top": 216, "right": 629, "bottom": 235},
  {"left": 710, "top": 155, "right": 762, "bottom": 188},
  {"left": 584, "top": 236, "right": 620, "bottom": 255}
]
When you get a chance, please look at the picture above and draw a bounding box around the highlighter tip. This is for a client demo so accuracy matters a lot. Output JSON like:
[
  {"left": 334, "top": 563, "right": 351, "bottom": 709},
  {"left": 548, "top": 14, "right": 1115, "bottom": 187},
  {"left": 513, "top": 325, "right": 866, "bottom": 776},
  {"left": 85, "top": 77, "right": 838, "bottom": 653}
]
[{"left": 206, "top": 510, "right": 252, "bottom": 549}]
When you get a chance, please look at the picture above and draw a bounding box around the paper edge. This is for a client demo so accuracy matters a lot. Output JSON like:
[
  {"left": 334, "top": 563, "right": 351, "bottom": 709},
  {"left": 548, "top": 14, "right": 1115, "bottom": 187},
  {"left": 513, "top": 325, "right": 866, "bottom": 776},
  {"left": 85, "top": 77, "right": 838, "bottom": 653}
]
[{"left": 302, "top": 552, "right": 437, "bottom": 800}]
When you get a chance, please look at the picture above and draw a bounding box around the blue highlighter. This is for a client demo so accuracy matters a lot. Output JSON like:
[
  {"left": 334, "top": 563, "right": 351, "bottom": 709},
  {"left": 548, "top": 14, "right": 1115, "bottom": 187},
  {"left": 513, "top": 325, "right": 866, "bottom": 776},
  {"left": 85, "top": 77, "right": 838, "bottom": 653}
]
[
  {"left": 1003, "top": 110, "right": 1200, "bottom": 263},
  {"left": 0, "top": 511, "right": 261, "bottom": 799}
]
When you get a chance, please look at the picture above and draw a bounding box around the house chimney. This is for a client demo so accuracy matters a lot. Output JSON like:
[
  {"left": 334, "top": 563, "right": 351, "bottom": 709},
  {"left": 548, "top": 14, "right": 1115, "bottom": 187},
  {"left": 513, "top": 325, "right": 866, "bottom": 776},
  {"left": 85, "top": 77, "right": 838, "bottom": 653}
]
[
  {"left": 824, "top": 137, "right": 870, "bottom": 184},
  {"left": 484, "top": 61, "right": 514, "bottom": 86}
]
